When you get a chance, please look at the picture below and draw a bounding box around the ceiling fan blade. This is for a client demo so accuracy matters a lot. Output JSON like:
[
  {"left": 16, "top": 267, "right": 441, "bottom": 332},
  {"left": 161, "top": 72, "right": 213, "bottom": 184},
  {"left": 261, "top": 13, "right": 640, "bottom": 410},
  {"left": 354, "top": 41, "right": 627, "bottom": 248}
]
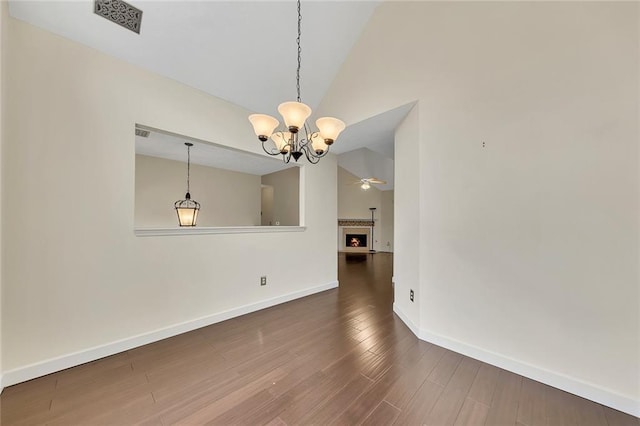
[{"left": 369, "top": 178, "right": 387, "bottom": 184}]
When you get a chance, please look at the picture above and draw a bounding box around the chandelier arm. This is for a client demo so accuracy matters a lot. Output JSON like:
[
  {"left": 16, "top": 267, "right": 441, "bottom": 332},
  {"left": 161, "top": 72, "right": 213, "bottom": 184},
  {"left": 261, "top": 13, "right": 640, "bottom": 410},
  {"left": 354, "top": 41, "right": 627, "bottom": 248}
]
[
  {"left": 302, "top": 146, "right": 320, "bottom": 164},
  {"left": 261, "top": 141, "right": 283, "bottom": 156},
  {"left": 298, "top": 135, "right": 330, "bottom": 159},
  {"left": 302, "top": 122, "right": 312, "bottom": 139},
  {"left": 297, "top": 137, "right": 308, "bottom": 150},
  {"left": 315, "top": 146, "right": 330, "bottom": 158}
]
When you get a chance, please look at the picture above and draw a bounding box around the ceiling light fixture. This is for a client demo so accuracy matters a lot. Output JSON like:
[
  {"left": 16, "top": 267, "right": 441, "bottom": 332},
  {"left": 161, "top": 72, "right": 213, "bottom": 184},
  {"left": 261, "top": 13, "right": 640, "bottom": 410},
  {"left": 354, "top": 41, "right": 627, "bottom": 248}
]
[
  {"left": 358, "top": 178, "right": 386, "bottom": 190},
  {"left": 174, "top": 142, "right": 200, "bottom": 227},
  {"left": 248, "top": 0, "right": 345, "bottom": 164}
]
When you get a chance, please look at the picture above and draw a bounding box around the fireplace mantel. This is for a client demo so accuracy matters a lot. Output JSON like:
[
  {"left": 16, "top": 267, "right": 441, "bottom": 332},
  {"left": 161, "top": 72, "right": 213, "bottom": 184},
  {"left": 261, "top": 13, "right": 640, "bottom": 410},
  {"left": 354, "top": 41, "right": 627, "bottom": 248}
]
[{"left": 338, "top": 219, "right": 374, "bottom": 227}]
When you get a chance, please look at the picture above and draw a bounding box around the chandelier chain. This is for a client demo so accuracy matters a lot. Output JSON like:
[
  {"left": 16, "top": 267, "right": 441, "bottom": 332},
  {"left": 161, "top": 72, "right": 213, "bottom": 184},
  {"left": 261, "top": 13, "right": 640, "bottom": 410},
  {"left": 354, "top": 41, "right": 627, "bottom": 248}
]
[
  {"left": 249, "top": 0, "right": 343, "bottom": 164},
  {"left": 186, "top": 144, "right": 191, "bottom": 194},
  {"left": 296, "top": 0, "right": 302, "bottom": 103}
]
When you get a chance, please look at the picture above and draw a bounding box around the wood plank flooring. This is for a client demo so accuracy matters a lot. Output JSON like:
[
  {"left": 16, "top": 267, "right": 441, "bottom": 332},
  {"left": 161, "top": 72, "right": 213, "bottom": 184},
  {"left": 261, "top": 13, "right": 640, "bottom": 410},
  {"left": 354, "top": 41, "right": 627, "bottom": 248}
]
[{"left": 1, "top": 253, "right": 638, "bottom": 425}]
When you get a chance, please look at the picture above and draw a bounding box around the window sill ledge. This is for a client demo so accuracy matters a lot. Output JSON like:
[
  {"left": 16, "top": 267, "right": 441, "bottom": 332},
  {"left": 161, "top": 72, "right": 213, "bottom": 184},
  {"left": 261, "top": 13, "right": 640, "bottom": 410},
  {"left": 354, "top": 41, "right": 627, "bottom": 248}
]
[{"left": 135, "top": 226, "right": 306, "bottom": 237}]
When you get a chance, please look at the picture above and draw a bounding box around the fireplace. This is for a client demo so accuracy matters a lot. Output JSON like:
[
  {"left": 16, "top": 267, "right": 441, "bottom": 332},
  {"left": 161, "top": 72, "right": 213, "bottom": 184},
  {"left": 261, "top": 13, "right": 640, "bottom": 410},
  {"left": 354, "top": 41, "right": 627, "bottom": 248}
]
[
  {"left": 341, "top": 227, "right": 370, "bottom": 252},
  {"left": 346, "top": 234, "right": 367, "bottom": 248}
]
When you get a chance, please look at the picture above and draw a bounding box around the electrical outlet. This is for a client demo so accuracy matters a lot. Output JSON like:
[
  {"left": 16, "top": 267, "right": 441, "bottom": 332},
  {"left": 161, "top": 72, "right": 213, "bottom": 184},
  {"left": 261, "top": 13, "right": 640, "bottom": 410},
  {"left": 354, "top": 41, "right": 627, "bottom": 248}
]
[
  {"left": 410, "top": 289, "right": 414, "bottom": 302},
  {"left": 260, "top": 276, "right": 267, "bottom": 286}
]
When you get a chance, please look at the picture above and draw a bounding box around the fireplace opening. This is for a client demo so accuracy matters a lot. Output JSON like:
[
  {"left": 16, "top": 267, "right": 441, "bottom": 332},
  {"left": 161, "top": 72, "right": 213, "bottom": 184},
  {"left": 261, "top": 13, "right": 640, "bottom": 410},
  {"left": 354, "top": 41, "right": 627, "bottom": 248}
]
[{"left": 346, "top": 234, "right": 368, "bottom": 248}]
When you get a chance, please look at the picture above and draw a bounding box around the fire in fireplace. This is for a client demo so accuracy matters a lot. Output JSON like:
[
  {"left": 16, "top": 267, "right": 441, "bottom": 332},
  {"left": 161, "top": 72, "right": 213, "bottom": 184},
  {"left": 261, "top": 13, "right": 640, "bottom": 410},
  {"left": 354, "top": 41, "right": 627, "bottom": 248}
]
[{"left": 346, "top": 234, "right": 368, "bottom": 248}]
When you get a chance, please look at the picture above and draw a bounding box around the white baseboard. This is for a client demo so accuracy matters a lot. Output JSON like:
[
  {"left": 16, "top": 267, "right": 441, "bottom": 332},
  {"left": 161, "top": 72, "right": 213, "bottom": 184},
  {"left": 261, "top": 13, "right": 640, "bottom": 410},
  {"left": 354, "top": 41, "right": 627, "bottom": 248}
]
[
  {"left": 2, "top": 280, "right": 339, "bottom": 388},
  {"left": 392, "top": 302, "right": 419, "bottom": 336},
  {"left": 393, "top": 304, "right": 639, "bottom": 418}
]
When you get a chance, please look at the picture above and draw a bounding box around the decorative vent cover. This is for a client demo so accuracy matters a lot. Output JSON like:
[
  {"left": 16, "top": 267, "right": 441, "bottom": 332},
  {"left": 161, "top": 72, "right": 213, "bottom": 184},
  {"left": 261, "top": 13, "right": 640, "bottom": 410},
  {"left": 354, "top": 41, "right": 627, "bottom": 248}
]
[
  {"left": 135, "top": 128, "right": 150, "bottom": 137},
  {"left": 94, "top": 0, "right": 142, "bottom": 34}
]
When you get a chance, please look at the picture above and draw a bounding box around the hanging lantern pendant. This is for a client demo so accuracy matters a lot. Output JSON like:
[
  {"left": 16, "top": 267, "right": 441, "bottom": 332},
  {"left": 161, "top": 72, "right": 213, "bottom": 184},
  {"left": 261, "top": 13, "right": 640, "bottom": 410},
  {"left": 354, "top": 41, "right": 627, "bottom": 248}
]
[{"left": 175, "top": 142, "right": 200, "bottom": 226}]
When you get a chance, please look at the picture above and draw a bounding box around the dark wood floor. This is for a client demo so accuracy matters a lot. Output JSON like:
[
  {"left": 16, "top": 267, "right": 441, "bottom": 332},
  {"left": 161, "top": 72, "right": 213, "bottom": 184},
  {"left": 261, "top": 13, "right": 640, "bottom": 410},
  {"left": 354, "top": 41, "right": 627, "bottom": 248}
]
[{"left": 1, "top": 253, "right": 638, "bottom": 425}]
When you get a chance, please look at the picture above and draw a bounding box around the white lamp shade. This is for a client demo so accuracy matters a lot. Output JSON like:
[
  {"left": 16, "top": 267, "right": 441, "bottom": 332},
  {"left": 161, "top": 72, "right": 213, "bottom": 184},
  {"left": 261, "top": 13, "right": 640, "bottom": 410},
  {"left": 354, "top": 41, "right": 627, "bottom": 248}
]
[
  {"left": 278, "top": 101, "right": 312, "bottom": 131},
  {"left": 249, "top": 114, "right": 279, "bottom": 139},
  {"left": 177, "top": 207, "right": 199, "bottom": 226},
  {"left": 175, "top": 196, "right": 200, "bottom": 227},
  {"left": 361, "top": 181, "right": 371, "bottom": 190},
  {"left": 316, "top": 117, "right": 345, "bottom": 143},
  {"left": 308, "top": 133, "right": 327, "bottom": 154},
  {"left": 271, "top": 131, "right": 292, "bottom": 153}
]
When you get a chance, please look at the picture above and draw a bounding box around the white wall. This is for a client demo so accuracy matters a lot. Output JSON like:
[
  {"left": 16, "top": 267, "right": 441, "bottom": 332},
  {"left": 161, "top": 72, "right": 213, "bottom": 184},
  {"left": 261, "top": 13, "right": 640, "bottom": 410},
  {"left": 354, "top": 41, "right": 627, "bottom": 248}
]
[
  {"left": 319, "top": 1, "right": 639, "bottom": 415},
  {"left": 135, "top": 154, "right": 261, "bottom": 227},
  {"left": 0, "top": 0, "right": 7, "bottom": 389},
  {"left": 338, "top": 166, "right": 392, "bottom": 252},
  {"left": 392, "top": 106, "right": 420, "bottom": 330},
  {"left": 2, "top": 17, "right": 337, "bottom": 380},
  {"left": 261, "top": 167, "right": 299, "bottom": 226}
]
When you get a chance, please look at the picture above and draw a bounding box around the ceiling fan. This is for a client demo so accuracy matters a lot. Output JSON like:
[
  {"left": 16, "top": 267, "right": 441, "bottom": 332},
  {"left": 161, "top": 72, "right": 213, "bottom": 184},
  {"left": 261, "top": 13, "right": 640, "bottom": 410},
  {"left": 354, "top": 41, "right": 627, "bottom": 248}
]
[{"left": 354, "top": 178, "right": 387, "bottom": 190}]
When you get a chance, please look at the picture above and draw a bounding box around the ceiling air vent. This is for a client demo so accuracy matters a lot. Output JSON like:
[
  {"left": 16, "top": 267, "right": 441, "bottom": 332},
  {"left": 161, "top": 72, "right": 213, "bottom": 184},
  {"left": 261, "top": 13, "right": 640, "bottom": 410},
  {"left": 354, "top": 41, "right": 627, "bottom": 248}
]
[
  {"left": 94, "top": 0, "right": 142, "bottom": 34},
  {"left": 135, "top": 128, "right": 150, "bottom": 138}
]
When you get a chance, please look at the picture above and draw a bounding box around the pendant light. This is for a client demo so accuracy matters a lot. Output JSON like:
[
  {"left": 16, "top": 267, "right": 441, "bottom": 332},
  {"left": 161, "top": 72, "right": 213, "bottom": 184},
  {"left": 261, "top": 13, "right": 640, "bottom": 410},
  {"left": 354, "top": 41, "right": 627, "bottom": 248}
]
[
  {"left": 248, "top": 0, "right": 345, "bottom": 164},
  {"left": 174, "top": 142, "right": 200, "bottom": 226}
]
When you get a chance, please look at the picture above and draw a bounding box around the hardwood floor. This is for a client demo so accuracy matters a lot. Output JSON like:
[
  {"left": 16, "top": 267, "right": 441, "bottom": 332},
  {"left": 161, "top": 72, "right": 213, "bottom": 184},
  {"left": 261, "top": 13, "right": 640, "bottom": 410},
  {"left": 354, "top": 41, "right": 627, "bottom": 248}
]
[{"left": 1, "top": 252, "right": 638, "bottom": 425}]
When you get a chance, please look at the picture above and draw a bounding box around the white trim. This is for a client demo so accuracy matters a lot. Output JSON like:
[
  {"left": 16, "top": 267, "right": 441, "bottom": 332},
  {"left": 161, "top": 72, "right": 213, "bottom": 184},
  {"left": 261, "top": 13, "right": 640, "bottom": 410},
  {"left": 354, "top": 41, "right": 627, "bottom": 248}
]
[
  {"left": 2, "top": 280, "right": 338, "bottom": 387},
  {"left": 0, "top": 374, "right": 3, "bottom": 394},
  {"left": 392, "top": 303, "right": 419, "bottom": 336},
  {"left": 418, "top": 329, "right": 640, "bottom": 417},
  {"left": 393, "top": 305, "right": 639, "bottom": 417},
  {"left": 135, "top": 225, "right": 306, "bottom": 237}
]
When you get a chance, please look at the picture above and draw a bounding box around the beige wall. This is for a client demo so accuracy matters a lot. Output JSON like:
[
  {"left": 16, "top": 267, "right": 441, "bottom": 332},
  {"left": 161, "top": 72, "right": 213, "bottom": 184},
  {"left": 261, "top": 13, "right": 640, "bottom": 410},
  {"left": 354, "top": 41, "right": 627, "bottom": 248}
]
[
  {"left": 2, "top": 16, "right": 337, "bottom": 379},
  {"left": 260, "top": 185, "right": 274, "bottom": 226},
  {"left": 380, "top": 190, "right": 394, "bottom": 253},
  {"left": 260, "top": 167, "right": 299, "bottom": 226},
  {"left": 0, "top": 0, "right": 7, "bottom": 384},
  {"left": 320, "top": 1, "right": 639, "bottom": 414},
  {"left": 135, "top": 154, "right": 261, "bottom": 227},
  {"left": 337, "top": 166, "right": 392, "bottom": 252}
]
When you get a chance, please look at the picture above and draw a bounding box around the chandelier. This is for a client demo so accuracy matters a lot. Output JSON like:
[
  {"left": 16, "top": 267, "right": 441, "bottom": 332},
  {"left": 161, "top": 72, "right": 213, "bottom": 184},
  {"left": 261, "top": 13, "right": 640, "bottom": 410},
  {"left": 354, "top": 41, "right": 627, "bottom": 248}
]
[
  {"left": 174, "top": 142, "right": 200, "bottom": 226},
  {"left": 248, "top": 0, "right": 345, "bottom": 164}
]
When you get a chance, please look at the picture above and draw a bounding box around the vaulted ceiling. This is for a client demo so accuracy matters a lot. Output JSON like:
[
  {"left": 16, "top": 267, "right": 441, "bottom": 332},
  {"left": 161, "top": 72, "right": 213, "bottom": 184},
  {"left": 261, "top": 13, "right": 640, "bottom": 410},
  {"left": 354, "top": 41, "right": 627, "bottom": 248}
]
[{"left": 9, "top": 0, "right": 404, "bottom": 187}]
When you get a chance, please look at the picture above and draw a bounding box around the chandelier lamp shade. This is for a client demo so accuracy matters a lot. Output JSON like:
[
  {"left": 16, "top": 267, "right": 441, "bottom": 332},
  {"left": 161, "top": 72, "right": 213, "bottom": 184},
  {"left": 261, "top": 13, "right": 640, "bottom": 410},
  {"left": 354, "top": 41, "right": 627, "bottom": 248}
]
[
  {"left": 174, "top": 142, "right": 200, "bottom": 227},
  {"left": 248, "top": 0, "right": 345, "bottom": 164}
]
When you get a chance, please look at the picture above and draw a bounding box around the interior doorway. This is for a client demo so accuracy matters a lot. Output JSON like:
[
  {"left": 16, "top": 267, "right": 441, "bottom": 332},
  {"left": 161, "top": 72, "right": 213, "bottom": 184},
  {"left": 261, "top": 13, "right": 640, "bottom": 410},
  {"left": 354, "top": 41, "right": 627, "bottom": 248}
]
[{"left": 261, "top": 185, "right": 274, "bottom": 226}]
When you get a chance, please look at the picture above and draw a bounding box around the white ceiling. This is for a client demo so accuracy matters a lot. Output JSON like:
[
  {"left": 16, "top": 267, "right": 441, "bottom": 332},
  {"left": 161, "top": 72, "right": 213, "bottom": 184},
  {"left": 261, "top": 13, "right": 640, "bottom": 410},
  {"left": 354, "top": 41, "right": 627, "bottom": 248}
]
[
  {"left": 331, "top": 102, "right": 415, "bottom": 158},
  {"left": 338, "top": 147, "right": 394, "bottom": 191},
  {"left": 9, "top": 0, "right": 411, "bottom": 187},
  {"left": 136, "top": 128, "right": 295, "bottom": 176},
  {"left": 334, "top": 103, "right": 414, "bottom": 190},
  {"left": 8, "top": 0, "right": 379, "bottom": 116}
]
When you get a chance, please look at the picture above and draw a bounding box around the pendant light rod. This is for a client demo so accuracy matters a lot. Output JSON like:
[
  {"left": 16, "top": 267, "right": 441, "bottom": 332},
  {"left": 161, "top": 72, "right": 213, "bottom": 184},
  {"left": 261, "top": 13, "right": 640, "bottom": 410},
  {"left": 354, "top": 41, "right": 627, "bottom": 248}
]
[{"left": 185, "top": 142, "right": 193, "bottom": 197}]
